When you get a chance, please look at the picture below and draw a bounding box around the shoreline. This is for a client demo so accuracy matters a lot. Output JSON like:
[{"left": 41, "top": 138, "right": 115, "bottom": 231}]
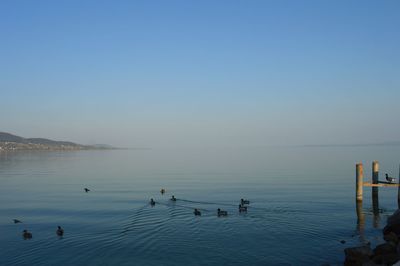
[{"left": 0, "top": 141, "right": 117, "bottom": 152}]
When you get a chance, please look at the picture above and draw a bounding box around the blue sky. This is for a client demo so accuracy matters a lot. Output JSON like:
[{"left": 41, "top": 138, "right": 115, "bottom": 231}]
[{"left": 1, "top": 0, "right": 399, "bottom": 147}]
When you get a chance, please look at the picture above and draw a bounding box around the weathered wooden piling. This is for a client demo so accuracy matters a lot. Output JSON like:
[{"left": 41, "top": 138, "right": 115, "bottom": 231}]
[
  {"left": 372, "top": 161, "right": 379, "bottom": 219},
  {"left": 372, "top": 161, "right": 379, "bottom": 184},
  {"left": 356, "top": 163, "right": 363, "bottom": 201}
]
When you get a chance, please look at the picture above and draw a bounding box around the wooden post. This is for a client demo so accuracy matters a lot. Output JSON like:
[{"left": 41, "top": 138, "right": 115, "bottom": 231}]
[
  {"left": 372, "top": 161, "right": 379, "bottom": 184},
  {"left": 372, "top": 161, "right": 379, "bottom": 219},
  {"left": 356, "top": 163, "right": 363, "bottom": 201},
  {"left": 355, "top": 165, "right": 366, "bottom": 238}
]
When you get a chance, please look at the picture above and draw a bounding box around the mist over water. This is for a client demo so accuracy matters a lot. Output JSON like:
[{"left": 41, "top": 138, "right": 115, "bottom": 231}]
[{"left": 0, "top": 146, "right": 399, "bottom": 265}]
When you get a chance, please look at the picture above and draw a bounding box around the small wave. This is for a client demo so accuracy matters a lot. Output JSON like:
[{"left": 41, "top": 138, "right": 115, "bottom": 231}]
[{"left": 178, "top": 198, "right": 237, "bottom": 207}]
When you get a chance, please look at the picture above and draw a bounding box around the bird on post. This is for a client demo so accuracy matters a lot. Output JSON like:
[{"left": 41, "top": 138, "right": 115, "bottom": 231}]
[{"left": 386, "top": 173, "right": 396, "bottom": 183}]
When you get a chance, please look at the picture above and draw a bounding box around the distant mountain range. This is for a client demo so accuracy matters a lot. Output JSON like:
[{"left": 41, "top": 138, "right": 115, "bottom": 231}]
[{"left": 0, "top": 132, "right": 115, "bottom": 151}]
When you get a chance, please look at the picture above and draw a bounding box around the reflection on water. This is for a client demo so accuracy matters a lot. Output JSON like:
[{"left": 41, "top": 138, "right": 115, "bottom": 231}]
[
  {"left": 372, "top": 187, "right": 380, "bottom": 228},
  {"left": 0, "top": 147, "right": 400, "bottom": 265},
  {"left": 356, "top": 200, "right": 366, "bottom": 243}
]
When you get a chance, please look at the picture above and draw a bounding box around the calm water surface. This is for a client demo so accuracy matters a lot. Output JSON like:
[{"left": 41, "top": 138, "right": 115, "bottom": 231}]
[{"left": 1, "top": 146, "right": 400, "bottom": 265}]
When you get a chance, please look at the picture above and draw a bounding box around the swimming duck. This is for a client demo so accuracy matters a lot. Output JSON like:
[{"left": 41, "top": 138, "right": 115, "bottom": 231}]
[
  {"left": 22, "top": 230, "right": 32, "bottom": 239},
  {"left": 386, "top": 174, "right": 396, "bottom": 183},
  {"left": 217, "top": 208, "right": 228, "bottom": 216},
  {"left": 56, "top": 226, "right": 64, "bottom": 236},
  {"left": 150, "top": 198, "right": 156, "bottom": 206},
  {"left": 194, "top": 208, "right": 201, "bottom": 216},
  {"left": 13, "top": 219, "right": 22, "bottom": 224},
  {"left": 170, "top": 195, "right": 177, "bottom": 202},
  {"left": 160, "top": 189, "right": 166, "bottom": 194},
  {"left": 241, "top": 199, "right": 250, "bottom": 205},
  {"left": 239, "top": 204, "right": 247, "bottom": 212},
  {"left": 84, "top": 188, "right": 90, "bottom": 193}
]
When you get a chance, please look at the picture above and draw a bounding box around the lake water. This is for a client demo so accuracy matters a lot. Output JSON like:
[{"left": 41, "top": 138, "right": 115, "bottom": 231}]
[{"left": 1, "top": 146, "right": 400, "bottom": 265}]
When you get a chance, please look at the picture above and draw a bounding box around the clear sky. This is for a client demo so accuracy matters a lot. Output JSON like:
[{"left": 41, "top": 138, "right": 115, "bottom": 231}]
[{"left": 1, "top": 0, "right": 399, "bottom": 147}]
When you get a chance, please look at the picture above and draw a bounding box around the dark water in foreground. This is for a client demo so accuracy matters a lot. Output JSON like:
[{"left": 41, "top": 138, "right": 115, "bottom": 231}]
[{"left": 0, "top": 146, "right": 400, "bottom": 265}]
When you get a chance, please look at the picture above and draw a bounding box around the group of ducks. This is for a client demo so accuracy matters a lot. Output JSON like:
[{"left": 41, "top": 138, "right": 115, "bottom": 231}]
[
  {"left": 14, "top": 218, "right": 64, "bottom": 240},
  {"left": 217, "top": 199, "right": 250, "bottom": 216},
  {"left": 13, "top": 187, "right": 93, "bottom": 240},
  {"left": 150, "top": 189, "right": 251, "bottom": 217},
  {"left": 149, "top": 194, "right": 177, "bottom": 206},
  {"left": 16, "top": 187, "right": 251, "bottom": 240}
]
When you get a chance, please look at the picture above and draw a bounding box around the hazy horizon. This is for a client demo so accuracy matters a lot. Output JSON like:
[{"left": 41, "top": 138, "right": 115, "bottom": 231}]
[{"left": 1, "top": 1, "right": 399, "bottom": 148}]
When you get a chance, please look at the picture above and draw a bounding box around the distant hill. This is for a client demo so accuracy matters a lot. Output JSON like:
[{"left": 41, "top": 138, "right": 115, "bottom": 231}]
[
  {"left": 0, "top": 132, "right": 114, "bottom": 151},
  {"left": 0, "top": 132, "right": 26, "bottom": 143}
]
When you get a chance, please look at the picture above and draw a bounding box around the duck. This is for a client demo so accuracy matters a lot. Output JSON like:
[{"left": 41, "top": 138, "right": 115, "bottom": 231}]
[
  {"left": 239, "top": 204, "right": 247, "bottom": 212},
  {"left": 386, "top": 174, "right": 396, "bottom": 183},
  {"left": 194, "top": 208, "right": 201, "bottom": 216},
  {"left": 160, "top": 188, "right": 166, "bottom": 194},
  {"left": 56, "top": 226, "right": 64, "bottom": 236},
  {"left": 22, "top": 230, "right": 32, "bottom": 239},
  {"left": 170, "top": 195, "right": 177, "bottom": 202},
  {"left": 241, "top": 199, "right": 250, "bottom": 205},
  {"left": 84, "top": 188, "right": 90, "bottom": 193},
  {"left": 13, "top": 219, "right": 22, "bottom": 224},
  {"left": 217, "top": 208, "right": 228, "bottom": 216},
  {"left": 150, "top": 198, "right": 156, "bottom": 206}
]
